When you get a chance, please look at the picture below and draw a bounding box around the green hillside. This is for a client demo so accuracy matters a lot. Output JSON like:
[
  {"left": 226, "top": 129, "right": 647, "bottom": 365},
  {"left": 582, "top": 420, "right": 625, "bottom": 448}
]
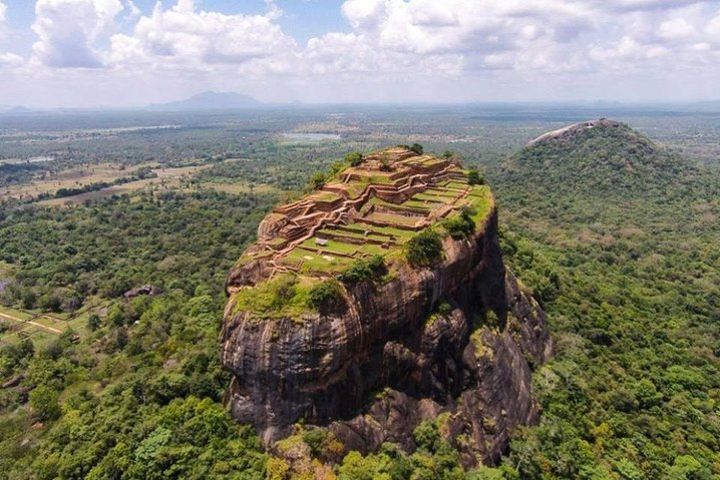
[
  {"left": 506, "top": 119, "right": 693, "bottom": 198},
  {"left": 491, "top": 120, "right": 720, "bottom": 479},
  {"left": 1, "top": 113, "right": 718, "bottom": 480}
]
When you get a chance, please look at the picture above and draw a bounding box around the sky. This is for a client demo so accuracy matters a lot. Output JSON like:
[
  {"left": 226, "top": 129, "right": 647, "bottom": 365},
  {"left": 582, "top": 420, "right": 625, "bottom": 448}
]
[{"left": 0, "top": 0, "right": 719, "bottom": 108}]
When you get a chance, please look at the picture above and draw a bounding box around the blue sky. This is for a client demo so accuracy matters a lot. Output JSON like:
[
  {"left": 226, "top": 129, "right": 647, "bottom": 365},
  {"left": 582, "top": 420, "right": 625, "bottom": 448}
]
[{"left": 0, "top": 0, "right": 719, "bottom": 107}]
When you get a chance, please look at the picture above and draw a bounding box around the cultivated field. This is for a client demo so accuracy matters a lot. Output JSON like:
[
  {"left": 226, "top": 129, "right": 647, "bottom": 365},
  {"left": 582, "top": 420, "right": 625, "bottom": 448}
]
[
  {"left": 0, "top": 297, "right": 110, "bottom": 348},
  {"left": 201, "top": 181, "right": 279, "bottom": 196},
  {"left": 1, "top": 163, "right": 132, "bottom": 202},
  {"left": 37, "top": 165, "right": 209, "bottom": 206}
]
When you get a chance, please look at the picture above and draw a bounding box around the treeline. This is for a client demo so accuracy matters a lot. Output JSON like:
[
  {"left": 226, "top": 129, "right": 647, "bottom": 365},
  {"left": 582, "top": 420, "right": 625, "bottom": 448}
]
[
  {"left": 0, "top": 189, "right": 277, "bottom": 312},
  {"left": 0, "top": 161, "right": 50, "bottom": 186},
  {"left": 486, "top": 153, "right": 720, "bottom": 478},
  {"left": 1, "top": 289, "right": 267, "bottom": 478},
  {"left": 0, "top": 189, "right": 280, "bottom": 477},
  {"left": 2, "top": 123, "right": 720, "bottom": 478},
  {"left": 194, "top": 139, "right": 372, "bottom": 191},
  {"left": 49, "top": 167, "right": 157, "bottom": 200}
]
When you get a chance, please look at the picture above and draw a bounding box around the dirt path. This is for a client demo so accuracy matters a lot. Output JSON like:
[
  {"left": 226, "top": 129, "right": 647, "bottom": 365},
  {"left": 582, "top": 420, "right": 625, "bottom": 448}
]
[{"left": 0, "top": 311, "right": 64, "bottom": 334}]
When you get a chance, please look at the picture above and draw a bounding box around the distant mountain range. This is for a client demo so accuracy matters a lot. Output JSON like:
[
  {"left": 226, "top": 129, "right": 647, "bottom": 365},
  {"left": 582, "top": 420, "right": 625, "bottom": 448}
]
[
  {"left": 0, "top": 105, "right": 35, "bottom": 114},
  {"left": 1, "top": 98, "right": 720, "bottom": 115},
  {"left": 146, "top": 92, "right": 261, "bottom": 111}
]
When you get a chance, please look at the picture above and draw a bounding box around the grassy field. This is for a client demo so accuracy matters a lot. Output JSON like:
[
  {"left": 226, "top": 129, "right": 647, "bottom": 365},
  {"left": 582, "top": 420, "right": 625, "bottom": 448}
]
[
  {"left": 422, "top": 188, "right": 459, "bottom": 199},
  {"left": 1, "top": 163, "right": 133, "bottom": 202},
  {"left": 364, "top": 211, "right": 422, "bottom": 227},
  {"left": 0, "top": 297, "right": 109, "bottom": 348},
  {"left": 317, "top": 227, "right": 395, "bottom": 243},
  {"left": 0, "top": 305, "right": 65, "bottom": 348},
  {"left": 0, "top": 305, "right": 33, "bottom": 322},
  {"left": 276, "top": 182, "right": 492, "bottom": 278},
  {"left": 282, "top": 248, "right": 354, "bottom": 273},
  {"left": 200, "top": 181, "right": 279, "bottom": 196}
]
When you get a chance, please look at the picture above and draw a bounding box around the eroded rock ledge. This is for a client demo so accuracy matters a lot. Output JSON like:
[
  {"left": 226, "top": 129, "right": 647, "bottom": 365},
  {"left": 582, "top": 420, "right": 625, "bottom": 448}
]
[{"left": 220, "top": 147, "right": 552, "bottom": 466}]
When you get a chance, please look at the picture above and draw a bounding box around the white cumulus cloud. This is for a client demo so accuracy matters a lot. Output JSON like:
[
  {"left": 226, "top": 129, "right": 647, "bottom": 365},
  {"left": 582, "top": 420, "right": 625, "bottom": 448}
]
[
  {"left": 24, "top": 0, "right": 720, "bottom": 78},
  {"left": 314, "top": 0, "right": 720, "bottom": 76},
  {"left": 3, "top": 0, "right": 720, "bottom": 105},
  {"left": 659, "top": 18, "right": 696, "bottom": 41},
  {"left": 596, "top": 0, "right": 709, "bottom": 12},
  {"left": 32, "top": 0, "right": 124, "bottom": 68},
  {"left": 309, "top": 0, "right": 598, "bottom": 75},
  {"left": 0, "top": 51, "right": 22, "bottom": 67},
  {"left": 108, "top": 0, "right": 296, "bottom": 71}
]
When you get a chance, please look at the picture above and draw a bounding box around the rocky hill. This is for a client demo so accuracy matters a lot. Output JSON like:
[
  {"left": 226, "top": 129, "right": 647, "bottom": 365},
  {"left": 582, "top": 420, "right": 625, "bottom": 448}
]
[
  {"left": 147, "top": 91, "right": 260, "bottom": 110},
  {"left": 220, "top": 147, "right": 552, "bottom": 467},
  {"left": 507, "top": 119, "right": 692, "bottom": 197}
]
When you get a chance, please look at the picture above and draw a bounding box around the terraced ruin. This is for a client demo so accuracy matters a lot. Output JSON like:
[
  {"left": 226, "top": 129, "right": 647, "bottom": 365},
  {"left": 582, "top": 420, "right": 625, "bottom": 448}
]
[
  {"left": 226, "top": 146, "right": 493, "bottom": 304},
  {"left": 221, "top": 146, "right": 551, "bottom": 459}
]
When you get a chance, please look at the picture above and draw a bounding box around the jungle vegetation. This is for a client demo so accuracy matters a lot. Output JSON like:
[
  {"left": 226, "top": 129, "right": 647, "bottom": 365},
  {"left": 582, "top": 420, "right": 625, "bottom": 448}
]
[{"left": 0, "top": 108, "right": 718, "bottom": 479}]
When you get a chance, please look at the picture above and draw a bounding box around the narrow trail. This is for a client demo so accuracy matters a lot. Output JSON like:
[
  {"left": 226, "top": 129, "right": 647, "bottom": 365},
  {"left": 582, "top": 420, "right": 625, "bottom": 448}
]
[{"left": 0, "top": 311, "right": 64, "bottom": 334}]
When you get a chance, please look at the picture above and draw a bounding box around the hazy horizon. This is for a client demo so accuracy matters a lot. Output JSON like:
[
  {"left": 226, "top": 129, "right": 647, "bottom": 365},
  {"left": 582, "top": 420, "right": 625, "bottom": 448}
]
[{"left": 3, "top": 94, "right": 720, "bottom": 112}]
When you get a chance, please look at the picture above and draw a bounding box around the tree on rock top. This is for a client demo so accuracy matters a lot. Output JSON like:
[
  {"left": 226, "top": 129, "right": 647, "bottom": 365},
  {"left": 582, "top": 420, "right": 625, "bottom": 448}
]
[
  {"left": 345, "top": 151, "right": 363, "bottom": 167},
  {"left": 405, "top": 229, "right": 443, "bottom": 267}
]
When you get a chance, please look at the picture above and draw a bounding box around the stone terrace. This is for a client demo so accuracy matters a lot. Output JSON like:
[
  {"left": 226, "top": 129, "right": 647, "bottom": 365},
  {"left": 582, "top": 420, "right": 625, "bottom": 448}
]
[{"left": 241, "top": 147, "right": 488, "bottom": 279}]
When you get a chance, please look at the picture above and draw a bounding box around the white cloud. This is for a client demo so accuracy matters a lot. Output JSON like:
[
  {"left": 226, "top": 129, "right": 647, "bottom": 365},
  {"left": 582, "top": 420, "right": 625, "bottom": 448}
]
[
  {"left": 2, "top": 0, "right": 720, "bottom": 106},
  {"left": 319, "top": 0, "right": 720, "bottom": 76},
  {"left": 32, "top": 0, "right": 124, "bottom": 68},
  {"left": 108, "top": 0, "right": 295, "bottom": 71},
  {"left": 590, "top": 35, "right": 669, "bottom": 65},
  {"left": 125, "top": 0, "right": 139, "bottom": 17},
  {"left": 24, "top": 0, "right": 720, "bottom": 78},
  {"left": 659, "top": 18, "right": 696, "bottom": 41},
  {"left": 338, "top": 0, "right": 594, "bottom": 56},
  {"left": 341, "top": 0, "right": 386, "bottom": 30},
  {"left": 597, "top": 0, "right": 709, "bottom": 12},
  {"left": 0, "top": 1, "right": 8, "bottom": 35},
  {"left": 707, "top": 10, "right": 720, "bottom": 43},
  {"left": 0, "top": 51, "right": 22, "bottom": 67},
  {"left": 311, "top": 0, "right": 601, "bottom": 76},
  {"left": 302, "top": 30, "right": 463, "bottom": 76}
]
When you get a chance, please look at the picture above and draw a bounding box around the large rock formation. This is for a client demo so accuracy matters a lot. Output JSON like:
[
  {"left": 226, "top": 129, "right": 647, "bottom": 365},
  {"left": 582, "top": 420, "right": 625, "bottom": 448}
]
[
  {"left": 509, "top": 118, "right": 691, "bottom": 199},
  {"left": 220, "top": 147, "right": 552, "bottom": 466}
]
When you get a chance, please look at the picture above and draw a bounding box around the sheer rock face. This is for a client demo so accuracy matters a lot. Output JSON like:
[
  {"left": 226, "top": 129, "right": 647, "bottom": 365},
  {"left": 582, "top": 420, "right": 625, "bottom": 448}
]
[{"left": 220, "top": 206, "right": 552, "bottom": 466}]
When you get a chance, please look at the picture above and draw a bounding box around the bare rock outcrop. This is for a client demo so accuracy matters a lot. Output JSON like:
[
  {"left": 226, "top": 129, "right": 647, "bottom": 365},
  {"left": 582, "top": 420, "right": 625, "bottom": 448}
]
[
  {"left": 220, "top": 148, "right": 552, "bottom": 467},
  {"left": 526, "top": 118, "right": 622, "bottom": 147}
]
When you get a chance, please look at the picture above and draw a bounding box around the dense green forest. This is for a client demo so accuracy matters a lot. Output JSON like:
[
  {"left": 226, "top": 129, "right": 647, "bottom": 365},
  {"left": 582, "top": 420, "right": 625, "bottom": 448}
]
[
  {"left": 493, "top": 125, "right": 720, "bottom": 479},
  {"left": 0, "top": 190, "right": 277, "bottom": 478},
  {"left": 0, "top": 112, "right": 719, "bottom": 479}
]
